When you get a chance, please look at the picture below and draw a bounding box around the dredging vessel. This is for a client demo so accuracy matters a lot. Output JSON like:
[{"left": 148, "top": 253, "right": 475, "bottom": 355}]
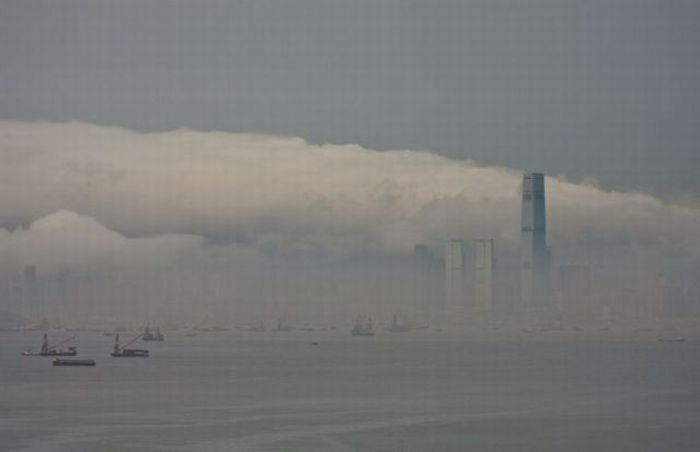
[
  {"left": 22, "top": 334, "right": 77, "bottom": 356},
  {"left": 111, "top": 334, "right": 150, "bottom": 357}
]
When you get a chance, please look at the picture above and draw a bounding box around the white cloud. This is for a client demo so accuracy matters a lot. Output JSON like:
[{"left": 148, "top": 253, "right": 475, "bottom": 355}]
[
  {"left": 0, "top": 120, "right": 698, "bottom": 266},
  {"left": 0, "top": 210, "right": 204, "bottom": 276}
]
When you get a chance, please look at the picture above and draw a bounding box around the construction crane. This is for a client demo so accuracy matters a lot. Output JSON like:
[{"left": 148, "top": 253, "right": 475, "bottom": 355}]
[
  {"left": 116, "top": 333, "right": 143, "bottom": 350},
  {"left": 112, "top": 334, "right": 149, "bottom": 357},
  {"left": 47, "top": 335, "right": 75, "bottom": 351}
]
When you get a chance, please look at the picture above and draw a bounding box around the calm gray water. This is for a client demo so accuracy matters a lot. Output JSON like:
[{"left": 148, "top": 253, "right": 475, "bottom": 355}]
[{"left": 2, "top": 331, "right": 699, "bottom": 451}]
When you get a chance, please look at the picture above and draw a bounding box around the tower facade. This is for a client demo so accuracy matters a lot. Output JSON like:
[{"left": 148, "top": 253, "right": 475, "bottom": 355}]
[
  {"left": 474, "top": 239, "right": 494, "bottom": 316},
  {"left": 520, "top": 173, "right": 550, "bottom": 312},
  {"left": 414, "top": 244, "right": 440, "bottom": 320},
  {"left": 445, "top": 239, "right": 466, "bottom": 317}
]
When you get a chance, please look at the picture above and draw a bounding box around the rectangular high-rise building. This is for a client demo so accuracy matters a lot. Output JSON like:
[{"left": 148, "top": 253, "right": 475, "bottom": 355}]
[
  {"left": 520, "top": 172, "right": 550, "bottom": 311},
  {"left": 474, "top": 239, "right": 494, "bottom": 316},
  {"left": 445, "top": 239, "right": 465, "bottom": 317}
]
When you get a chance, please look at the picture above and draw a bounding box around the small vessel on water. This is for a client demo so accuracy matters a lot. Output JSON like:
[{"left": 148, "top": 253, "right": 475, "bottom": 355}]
[
  {"left": 111, "top": 334, "right": 150, "bottom": 357},
  {"left": 271, "top": 321, "right": 295, "bottom": 333},
  {"left": 658, "top": 337, "right": 687, "bottom": 343},
  {"left": 22, "top": 334, "right": 77, "bottom": 356},
  {"left": 352, "top": 316, "right": 375, "bottom": 336},
  {"left": 53, "top": 358, "right": 96, "bottom": 367},
  {"left": 142, "top": 325, "right": 164, "bottom": 341}
]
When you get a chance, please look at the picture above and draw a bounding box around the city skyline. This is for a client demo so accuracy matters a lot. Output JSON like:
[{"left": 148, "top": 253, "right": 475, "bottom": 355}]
[{"left": 3, "top": 3, "right": 699, "bottom": 450}]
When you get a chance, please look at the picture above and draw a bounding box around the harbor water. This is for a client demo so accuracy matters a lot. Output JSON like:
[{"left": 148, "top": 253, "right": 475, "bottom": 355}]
[{"left": 2, "top": 331, "right": 700, "bottom": 451}]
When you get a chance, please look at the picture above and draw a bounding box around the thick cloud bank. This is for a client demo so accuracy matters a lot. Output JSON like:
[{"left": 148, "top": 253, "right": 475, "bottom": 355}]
[
  {"left": 0, "top": 120, "right": 698, "bottom": 272},
  {"left": 0, "top": 210, "right": 204, "bottom": 276}
]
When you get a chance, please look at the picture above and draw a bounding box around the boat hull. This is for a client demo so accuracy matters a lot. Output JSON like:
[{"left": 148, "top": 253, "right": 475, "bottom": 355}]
[
  {"left": 53, "top": 359, "right": 95, "bottom": 366},
  {"left": 111, "top": 350, "right": 149, "bottom": 357},
  {"left": 22, "top": 351, "right": 78, "bottom": 356}
]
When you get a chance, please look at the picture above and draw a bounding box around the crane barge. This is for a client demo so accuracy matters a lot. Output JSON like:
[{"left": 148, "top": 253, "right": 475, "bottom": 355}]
[
  {"left": 22, "top": 334, "right": 78, "bottom": 356},
  {"left": 110, "top": 334, "right": 150, "bottom": 357}
]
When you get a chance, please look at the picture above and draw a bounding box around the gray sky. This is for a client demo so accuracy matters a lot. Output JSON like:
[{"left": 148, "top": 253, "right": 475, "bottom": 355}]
[{"left": 1, "top": 0, "right": 699, "bottom": 197}]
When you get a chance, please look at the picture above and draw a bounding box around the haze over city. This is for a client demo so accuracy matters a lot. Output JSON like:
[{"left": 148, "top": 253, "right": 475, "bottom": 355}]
[{"left": 2, "top": 1, "right": 699, "bottom": 451}]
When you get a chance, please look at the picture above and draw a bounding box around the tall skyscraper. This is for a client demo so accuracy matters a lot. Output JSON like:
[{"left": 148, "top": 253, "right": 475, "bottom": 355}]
[
  {"left": 445, "top": 239, "right": 466, "bottom": 318},
  {"left": 520, "top": 172, "right": 550, "bottom": 312},
  {"left": 474, "top": 239, "right": 494, "bottom": 316}
]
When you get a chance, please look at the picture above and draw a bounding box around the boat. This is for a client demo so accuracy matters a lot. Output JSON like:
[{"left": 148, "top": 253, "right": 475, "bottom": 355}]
[
  {"left": 22, "top": 334, "right": 77, "bottom": 356},
  {"left": 142, "top": 325, "right": 164, "bottom": 341},
  {"left": 352, "top": 316, "right": 375, "bottom": 336},
  {"left": 111, "top": 334, "right": 150, "bottom": 357},
  {"left": 271, "top": 321, "right": 295, "bottom": 333},
  {"left": 658, "top": 337, "right": 687, "bottom": 343},
  {"left": 53, "top": 358, "right": 96, "bottom": 367}
]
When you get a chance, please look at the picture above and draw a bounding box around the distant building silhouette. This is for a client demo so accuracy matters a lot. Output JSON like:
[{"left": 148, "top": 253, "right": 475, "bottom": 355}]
[
  {"left": 520, "top": 173, "right": 550, "bottom": 315},
  {"left": 445, "top": 239, "right": 466, "bottom": 319},
  {"left": 474, "top": 239, "right": 494, "bottom": 317}
]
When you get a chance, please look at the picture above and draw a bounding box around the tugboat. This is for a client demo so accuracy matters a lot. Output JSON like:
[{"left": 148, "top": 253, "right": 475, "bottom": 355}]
[
  {"left": 111, "top": 334, "right": 150, "bottom": 357},
  {"left": 351, "top": 316, "right": 375, "bottom": 337},
  {"left": 22, "top": 334, "right": 77, "bottom": 356}
]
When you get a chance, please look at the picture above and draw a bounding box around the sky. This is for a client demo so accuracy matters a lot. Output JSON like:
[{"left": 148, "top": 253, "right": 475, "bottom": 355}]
[{"left": 1, "top": 0, "right": 699, "bottom": 198}]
